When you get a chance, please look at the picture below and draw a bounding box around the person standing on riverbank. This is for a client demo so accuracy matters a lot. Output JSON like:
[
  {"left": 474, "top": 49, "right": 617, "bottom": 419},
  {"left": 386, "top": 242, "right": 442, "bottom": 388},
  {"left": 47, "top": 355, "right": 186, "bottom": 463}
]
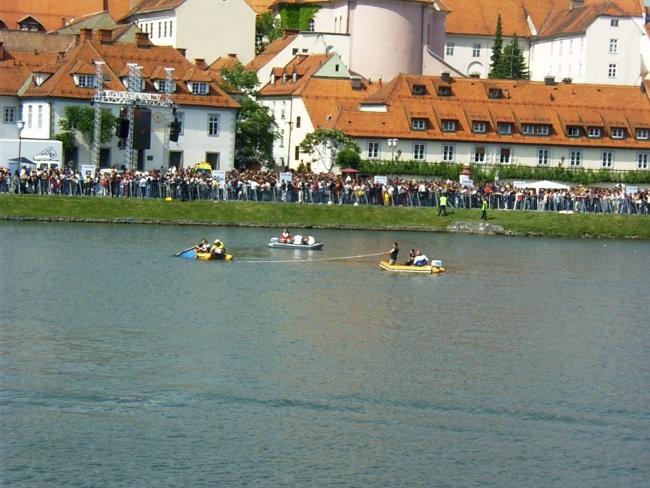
[
  {"left": 438, "top": 193, "right": 448, "bottom": 216},
  {"left": 481, "top": 198, "right": 488, "bottom": 220}
]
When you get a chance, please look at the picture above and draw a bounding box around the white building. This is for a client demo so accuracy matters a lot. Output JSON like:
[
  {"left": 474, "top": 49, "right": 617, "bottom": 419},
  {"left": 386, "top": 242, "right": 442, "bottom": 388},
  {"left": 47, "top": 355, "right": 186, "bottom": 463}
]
[{"left": 120, "top": 0, "right": 257, "bottom": 65}]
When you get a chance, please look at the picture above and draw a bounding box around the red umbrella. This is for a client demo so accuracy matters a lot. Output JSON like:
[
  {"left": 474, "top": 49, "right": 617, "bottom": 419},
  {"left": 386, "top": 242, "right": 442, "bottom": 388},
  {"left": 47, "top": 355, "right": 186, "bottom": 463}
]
[{"left": 341, "top": 168, "right": 359, "bottom": 174}]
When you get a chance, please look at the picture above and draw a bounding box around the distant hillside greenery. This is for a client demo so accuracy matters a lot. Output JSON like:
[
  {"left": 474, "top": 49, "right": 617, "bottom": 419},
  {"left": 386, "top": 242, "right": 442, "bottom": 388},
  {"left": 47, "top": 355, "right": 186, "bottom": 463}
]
[{"left": 356, "top": 160, "right": 650, "bottom": 185}]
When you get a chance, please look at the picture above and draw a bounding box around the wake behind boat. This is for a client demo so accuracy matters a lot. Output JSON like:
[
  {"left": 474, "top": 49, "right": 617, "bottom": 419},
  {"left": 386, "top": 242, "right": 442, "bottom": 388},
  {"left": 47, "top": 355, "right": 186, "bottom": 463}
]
[
  {"left": 378, "top": 260, "right": 445, "bottom": 274},
  {"left": 268, "top": 237, "right": 323, "bottom": 250}
]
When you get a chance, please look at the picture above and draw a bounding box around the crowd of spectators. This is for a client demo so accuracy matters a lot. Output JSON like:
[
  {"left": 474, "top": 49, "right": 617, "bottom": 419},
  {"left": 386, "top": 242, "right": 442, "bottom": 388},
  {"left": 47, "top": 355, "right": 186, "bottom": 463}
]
[{"left": 1, "top": 165, "right": 649, "bottom": 215}]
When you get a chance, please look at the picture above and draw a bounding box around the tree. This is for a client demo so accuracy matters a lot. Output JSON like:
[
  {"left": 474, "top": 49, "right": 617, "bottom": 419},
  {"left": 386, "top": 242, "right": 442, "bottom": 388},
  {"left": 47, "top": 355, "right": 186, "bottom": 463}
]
[
  {"left": 299, "top": 129, "right": 359, "bottom": 173},
  {"left": 256, "top": 12, "right": 283, "bottom": 54},
  {"left": 218, "top": 62, "right": 277, "bottom": 169},
  {"left": 502, "top": 34, "right": 529, "bottom": 79},
  {"left": 56, "top": 105, "right": 116, "bottom": 157},
  {"left": 488, "top": 15, "right": 506, "bottom": 79}
]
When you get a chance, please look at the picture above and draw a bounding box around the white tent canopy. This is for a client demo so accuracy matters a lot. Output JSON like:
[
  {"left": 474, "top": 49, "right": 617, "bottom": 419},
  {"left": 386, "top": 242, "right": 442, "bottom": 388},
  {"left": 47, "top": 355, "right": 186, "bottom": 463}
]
[{"left": 523, "top": 180, "right": 570, "bottom": 191}]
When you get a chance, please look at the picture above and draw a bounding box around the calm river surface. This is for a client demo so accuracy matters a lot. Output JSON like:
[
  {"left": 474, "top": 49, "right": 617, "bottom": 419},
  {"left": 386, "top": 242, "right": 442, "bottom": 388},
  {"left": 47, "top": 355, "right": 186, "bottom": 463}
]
[{"left": 1, "top": 222, "right": 649, "bottom": 487}]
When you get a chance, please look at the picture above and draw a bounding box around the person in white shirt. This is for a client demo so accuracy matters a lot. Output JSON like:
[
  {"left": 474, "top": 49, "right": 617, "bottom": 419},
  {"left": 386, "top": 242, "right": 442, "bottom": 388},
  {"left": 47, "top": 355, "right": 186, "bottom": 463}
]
[{"left": 413, "top": 251, "right": 428, "bottom": 266}]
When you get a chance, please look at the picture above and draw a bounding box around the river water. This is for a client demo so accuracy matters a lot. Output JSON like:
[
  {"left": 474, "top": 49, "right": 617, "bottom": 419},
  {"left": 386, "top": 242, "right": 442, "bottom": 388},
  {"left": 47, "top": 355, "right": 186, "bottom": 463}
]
[{"left": 1, "top": 222, "right": 649, "bottom": 487}]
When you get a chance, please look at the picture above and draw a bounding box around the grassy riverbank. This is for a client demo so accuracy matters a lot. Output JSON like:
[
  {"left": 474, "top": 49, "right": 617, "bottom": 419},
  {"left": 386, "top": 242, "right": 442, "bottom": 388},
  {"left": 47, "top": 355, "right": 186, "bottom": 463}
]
[{"left": 1, "top": 194, "right": 649, "bottom": 239}]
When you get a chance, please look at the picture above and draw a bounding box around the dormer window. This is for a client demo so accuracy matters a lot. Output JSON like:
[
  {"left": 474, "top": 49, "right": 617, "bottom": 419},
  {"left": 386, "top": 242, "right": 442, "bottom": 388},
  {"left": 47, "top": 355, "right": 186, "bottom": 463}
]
[
  {"left": 441, "top": 120, "right": 456, "bottom": 132},
  {"left": 412, "top": 118, "right": 427, "bottom": 130},
  {"left": 636, "top": 129, "right": 649, "bottom": 140},
  {"left": 488, "top": 88, "right": 502, "bottom": 99},
  {"left": 154, "top": 79, "right": 176, "bottom": 93},
  {"left": 34, "top": 73, "right": 51, "bottom": 86},
  {"left": 188, "top": 81, "right": 209, "bottom": 95},
  {"left": 437, "top": 86, "right": 451, "bottom": 97},
  {"left": 498, "top": 123, "right": 512, "bottom": 134},
  {"left": 74, "top": 74, "right": 97, "bottom": 88},
  {"left": 412, "top": 84, "right": 426, "bottom": 95},
  {"left": 587, "top": 127, "right": 602, "bottom": 138},
  {"left": 472, "top": 121, "right": 487, "bottom": 133},
  {"left": 611, "top": 128, "right": 625, "bottom": 139},
  {"left": 567, "top": 126, "right": 581, "bottom": 137}
]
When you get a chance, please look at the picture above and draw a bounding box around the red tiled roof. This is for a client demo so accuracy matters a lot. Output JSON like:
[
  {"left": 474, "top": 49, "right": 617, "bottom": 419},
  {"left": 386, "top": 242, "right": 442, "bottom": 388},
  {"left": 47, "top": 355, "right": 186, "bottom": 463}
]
[
  {"left": 326, "top": 74, "right": 650, "bottom": 148},
  {"left": 17, "top": 30, "right": 238, "bottom": 109},
  {"left": 246, "top": 31, "right": 299, "bottom": 73}
]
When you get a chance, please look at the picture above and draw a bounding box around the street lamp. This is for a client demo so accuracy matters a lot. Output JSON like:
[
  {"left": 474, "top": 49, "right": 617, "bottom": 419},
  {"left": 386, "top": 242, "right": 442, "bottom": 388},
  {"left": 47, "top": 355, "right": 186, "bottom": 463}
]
[
  {"left": 387, "top": 138, "right": 398, "bottom": 162},
  {"left": 17, "top": 120, "right": 25, "bottom": 164}
]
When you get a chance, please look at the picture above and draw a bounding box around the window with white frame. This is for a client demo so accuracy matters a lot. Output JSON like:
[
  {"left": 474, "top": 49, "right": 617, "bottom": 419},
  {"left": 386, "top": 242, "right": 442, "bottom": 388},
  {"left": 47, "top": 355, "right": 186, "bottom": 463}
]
[
  {"left": 472, "top": 146, "right": 486, "bottom": 163},
  {"left": 608, "top": 64, "right": 617, "bottom": 78},
  {"left": 499, "top": 147, "right": 511, "bottom": 164},
  {"left": 611, "top": 128, "right": 625, "bottom": 139},
  {"left": 498, "top": 123, "right": 512, "bottom": 134},
  {"left": 308, "top": 18, "right": 315, "bottom": 31},
  {"left": 367, "top": 141, "right": 380, "bottom": 159},
  {"left": 601, "top": 151, "right": 614, "bottom": 168},
  {"left": 446, "top": 43, "right": 455, "bottom": 56},
  {"left": 472, "top": 121, "right": 487, "bottom": 133},
  {"left": 472, "top": 44, "right": 481, "bottom": 57},
  {"left": 522, "top": 124, "right": 535, "bottom": 135},
  {"left": 441, "top": 120, "right": 456, "bottom": 132},
  {"left": 27, "top": 105, "right": 33, "bottom": 128},
  {"left": 636, "top": 129, "right": 649, "bottom": 140},
  {"left": 569, "top": 149, "right": 582, "bottom": 166},
  {"left": 413, "top": 143, "right": 425, "bottom": 161},
  {"left": 637, "top": 152, "right": 649, "bottom": 169},
  {"left": 611, "top": 19, "right": 619, "bottom": 27},
  {"left": 3, "top": 106, "right": 16, "bottom": 124},
  {"left": 587, "top": 127, "right": 602, "bottom": 138},
  {"left": 176, "top": 112, "right": 185, "bottom": 135},
  {"left": 155, "top": 79, "right": 175, "bottom": 93},
  {"left": 567, "top": 126, "right": 581, "bottom": 137},
  {"left": 412, "top": 84, "right": 426, "bottom": 95},
  {"left": 537, "top": 125, "right": 550, "bottom": 136},
  {"left": 37, "top": 104, "right": 43, "bottom": 129},
  {"left": 158, "top": 22, "right": 161, "bottom": 38},
  {"left": 163, "top": 21, "right": 167, "bottom": 37},
  {"left": 208, "top": 113, "right": 220, "bottom": 136},
  {"left": 76, "top": 74, "right": 96, "bottom": 88},
  {"left": 412, "top": 118, "right": 427, "bottom": 130},
  {"left": 609, "top": 39, "right": 618, "bottom": 53},
  {"left": 169, "top": 20, "right": 173, "bottom": 36},
  {"left": 189, "top": 82, "right": 209, "bottom": 95},
  {"left": 537, "top": 148, "right": 550, "bottom": 166},
  {"left": 442, "top": 144, "right": 455, "bottom": 162}
]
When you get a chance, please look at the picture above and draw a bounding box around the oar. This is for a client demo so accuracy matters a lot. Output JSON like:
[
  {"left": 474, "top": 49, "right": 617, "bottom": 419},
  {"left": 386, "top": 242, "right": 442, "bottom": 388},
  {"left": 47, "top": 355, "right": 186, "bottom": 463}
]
[{"left": 173, "top": 246, "right": 195, "bottom": 257}]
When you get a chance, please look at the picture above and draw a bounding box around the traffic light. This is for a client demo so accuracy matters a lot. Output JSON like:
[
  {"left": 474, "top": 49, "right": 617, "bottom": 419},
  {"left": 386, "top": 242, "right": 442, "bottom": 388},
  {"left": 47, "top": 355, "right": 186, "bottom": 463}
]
[{"left": 169, "top": 118, "right": 181, "bottom": 142}]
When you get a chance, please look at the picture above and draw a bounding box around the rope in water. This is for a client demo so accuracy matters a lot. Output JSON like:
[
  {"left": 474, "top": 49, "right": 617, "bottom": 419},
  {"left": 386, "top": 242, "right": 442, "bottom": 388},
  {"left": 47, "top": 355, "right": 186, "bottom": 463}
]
[{"left": 241, "top": 252, "right": 385, "bottom": 264}]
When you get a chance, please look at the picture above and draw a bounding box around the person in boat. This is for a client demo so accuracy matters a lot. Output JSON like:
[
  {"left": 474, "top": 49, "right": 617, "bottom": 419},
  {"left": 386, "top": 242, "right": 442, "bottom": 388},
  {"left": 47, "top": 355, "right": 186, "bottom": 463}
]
[
  {"left": 210, "top": 239, "right": 226, "bottom": 259},
  {"left": 405, "top": 248, "right": 416, "bottom": 265},
  {"left": 293, "top": 233, "right": 303, "bottom": 245},
  {"left": 385, "top": 242, "right": 399, "bottom": 265},
  {"left": 302, "top": 235, "right": 316, "bottom": 246},
  {"left": 195, "top": 238, "right": 210, "bottom": 252},
  {"left": 413, "top": 251, "right": 429, "bottom": 266},
  {"left": 279, "top": 228, "right": 292, "bottom": 243}
]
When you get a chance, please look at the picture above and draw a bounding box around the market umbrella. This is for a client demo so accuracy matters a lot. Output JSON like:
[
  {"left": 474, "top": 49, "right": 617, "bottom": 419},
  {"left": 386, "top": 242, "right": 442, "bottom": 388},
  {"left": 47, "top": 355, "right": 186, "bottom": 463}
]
[{"left": 341, "top": 168, "right": 359, "bottom": 174}]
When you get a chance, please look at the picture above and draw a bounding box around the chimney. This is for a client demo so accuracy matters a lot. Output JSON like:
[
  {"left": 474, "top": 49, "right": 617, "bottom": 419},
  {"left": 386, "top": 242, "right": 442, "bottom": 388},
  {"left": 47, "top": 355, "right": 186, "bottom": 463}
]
[
  {"left": 60, "top": 17, "right": 66, "bottom": 28},
  {"left": 441, "top": 71, "right": 452, "bottom": 82},
  {"left": 351, "top": 75, "right": 362, "bottom": 90},
  {"left": 570, "top": 0, "right": 584, "bottom": 9},
  {"left": 176, "top": 47, "right": 186, "bottom": 58},
  {"left": 80, "top": 28, "right": 93, "bottom": 42},
  {"left": 99, "top": 29, "right": 112, "bottom": 44},
  {"left": 135, "top": 32, "right": 150, "bottom": 48},
  {"left": 195, "top": 58, "right": 207, "bottom": 70},
  {"left": 228, "top": 53, "right": 237, "bottom": 59}
]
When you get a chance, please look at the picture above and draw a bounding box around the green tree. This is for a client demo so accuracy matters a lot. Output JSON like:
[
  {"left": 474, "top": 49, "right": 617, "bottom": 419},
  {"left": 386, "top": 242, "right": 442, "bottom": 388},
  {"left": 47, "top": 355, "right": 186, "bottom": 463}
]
[
  {"left": 256, "top": 12, "right": 283, "bottom": 54},
  {"left": 502, "top": 34, "right": 529, "bottom": 79},
  {"left": 219, "top": 62, "right": 277, "bottom": 168},
  {"left": 488, "top": 14, "right": 506, "bottom": 79},
  {"left": 57, "top": 105, "right": 116, "bottom": 152},
  {"left": 299, "top": 129, "right": 359, "bottom": 173}
]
